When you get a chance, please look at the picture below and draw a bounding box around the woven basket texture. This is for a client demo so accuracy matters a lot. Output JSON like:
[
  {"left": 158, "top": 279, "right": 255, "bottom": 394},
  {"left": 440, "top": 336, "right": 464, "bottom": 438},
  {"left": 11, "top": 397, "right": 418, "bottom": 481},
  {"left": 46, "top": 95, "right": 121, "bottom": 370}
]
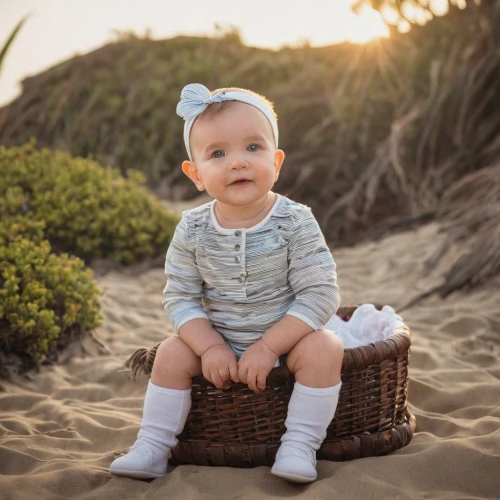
[{"left": 126, "top": 305, "right": 415, "bottom": 467}]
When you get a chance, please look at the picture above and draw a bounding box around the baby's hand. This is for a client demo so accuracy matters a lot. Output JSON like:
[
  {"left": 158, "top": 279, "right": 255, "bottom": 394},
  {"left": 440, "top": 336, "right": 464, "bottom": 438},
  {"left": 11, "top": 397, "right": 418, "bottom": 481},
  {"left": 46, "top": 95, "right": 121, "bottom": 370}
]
[
  {"left": 238, "top": 340, "right": 278, "bottom": 393},
  {"left": 201, "top": 344, "right": 239, "bottom": 389}
]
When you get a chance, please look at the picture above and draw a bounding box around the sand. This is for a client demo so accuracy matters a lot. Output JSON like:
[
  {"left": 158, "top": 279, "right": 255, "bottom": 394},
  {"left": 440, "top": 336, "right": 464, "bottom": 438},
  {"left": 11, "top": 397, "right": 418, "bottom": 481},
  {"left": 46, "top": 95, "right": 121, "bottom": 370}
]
[{"left": 1, "top": 218, "right": 499, "bottom": 500}]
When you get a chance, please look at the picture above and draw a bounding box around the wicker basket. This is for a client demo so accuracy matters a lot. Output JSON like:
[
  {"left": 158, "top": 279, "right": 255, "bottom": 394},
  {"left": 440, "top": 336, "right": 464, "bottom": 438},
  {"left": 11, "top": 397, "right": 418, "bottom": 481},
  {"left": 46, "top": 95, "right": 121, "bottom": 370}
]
[{"left": 126, "top": 305, "right": 415, "bottom": 467}]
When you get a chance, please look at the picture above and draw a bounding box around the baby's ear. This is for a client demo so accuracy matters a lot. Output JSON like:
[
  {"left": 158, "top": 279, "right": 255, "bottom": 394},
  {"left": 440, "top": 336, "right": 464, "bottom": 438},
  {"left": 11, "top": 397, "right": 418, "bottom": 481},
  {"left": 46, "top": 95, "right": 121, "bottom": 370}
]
[
  {"left": 182, "top": 161, "right": 205, "bottom": 191},
  {"left": 273, "top": 149, "right": 285, "bottom": 180}
]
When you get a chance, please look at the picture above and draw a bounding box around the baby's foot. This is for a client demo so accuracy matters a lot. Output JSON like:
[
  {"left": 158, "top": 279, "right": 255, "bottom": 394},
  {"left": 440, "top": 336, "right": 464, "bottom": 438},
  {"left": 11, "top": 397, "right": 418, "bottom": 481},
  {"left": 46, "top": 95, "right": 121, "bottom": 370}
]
[
  {"left": 271, "top": 441, "right": 317, "bottom": 483},
  {"left": 109, "top": 440, "right": 168, "bottom": 479}
]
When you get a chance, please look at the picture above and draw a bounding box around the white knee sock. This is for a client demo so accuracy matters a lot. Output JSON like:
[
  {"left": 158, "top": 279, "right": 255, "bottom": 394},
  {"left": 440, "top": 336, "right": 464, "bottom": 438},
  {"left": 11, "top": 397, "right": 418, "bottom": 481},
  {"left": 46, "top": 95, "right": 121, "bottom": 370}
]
[
  {"left": 282, "top": 381, "right": 342, "bottom": 451},
  {"left": 136, "top": 380, "right": 191, "bottom": 454}
]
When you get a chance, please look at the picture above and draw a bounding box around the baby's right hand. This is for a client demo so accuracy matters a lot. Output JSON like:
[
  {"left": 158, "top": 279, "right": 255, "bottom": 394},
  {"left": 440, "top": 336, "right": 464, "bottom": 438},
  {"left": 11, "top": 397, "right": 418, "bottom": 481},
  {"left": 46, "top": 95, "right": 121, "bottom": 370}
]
[{"left": 200, "top": 345, "right": 240, "bottom": 389}]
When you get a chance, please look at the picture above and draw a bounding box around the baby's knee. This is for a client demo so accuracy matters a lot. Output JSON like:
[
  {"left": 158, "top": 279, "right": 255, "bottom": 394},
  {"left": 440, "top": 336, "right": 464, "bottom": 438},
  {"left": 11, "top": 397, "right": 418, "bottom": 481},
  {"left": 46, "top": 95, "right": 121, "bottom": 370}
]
[
  {"left": 153, "top": 336, "right": 199, "bottom": 376},
  {"left": 322, "top": 329, "right": 344, "bottom": 356},
  {"left": 289, "top": 329, "right": 344, "bottom": 370},
  {"left": 305, "top": 329, "right": 343, "bottom": 354}
]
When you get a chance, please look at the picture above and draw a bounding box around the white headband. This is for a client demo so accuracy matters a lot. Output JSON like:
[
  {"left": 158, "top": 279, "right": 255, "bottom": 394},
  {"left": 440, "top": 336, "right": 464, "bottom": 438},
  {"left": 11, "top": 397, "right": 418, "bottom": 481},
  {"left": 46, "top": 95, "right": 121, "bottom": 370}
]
[{"left": 176, "top": 83, "right": 279, "bottom": 160}]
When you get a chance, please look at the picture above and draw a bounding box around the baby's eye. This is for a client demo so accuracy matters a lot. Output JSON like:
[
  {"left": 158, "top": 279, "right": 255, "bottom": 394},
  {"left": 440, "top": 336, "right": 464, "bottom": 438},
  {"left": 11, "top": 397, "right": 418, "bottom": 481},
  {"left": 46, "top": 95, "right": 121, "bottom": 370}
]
[
  {"left": 247, "top": 144, "right": 261, "bottom": 152},
  {"left": 212, "top": 150, "right": 226, "bottom": 158}
]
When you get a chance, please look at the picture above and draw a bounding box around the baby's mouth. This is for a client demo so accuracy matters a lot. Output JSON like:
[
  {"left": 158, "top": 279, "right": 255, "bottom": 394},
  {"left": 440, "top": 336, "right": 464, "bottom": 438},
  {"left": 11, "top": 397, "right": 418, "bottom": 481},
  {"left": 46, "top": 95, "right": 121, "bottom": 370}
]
[{"left": 230, "top": 179, "right": 251, "bottom": 186}]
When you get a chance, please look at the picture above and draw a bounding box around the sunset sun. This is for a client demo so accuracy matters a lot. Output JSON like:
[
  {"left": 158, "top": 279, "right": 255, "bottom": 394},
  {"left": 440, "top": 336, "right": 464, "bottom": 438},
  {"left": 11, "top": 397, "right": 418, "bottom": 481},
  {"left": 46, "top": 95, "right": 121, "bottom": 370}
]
[{"left": 344, "top": 6, "right": 390, "bottom": 43}]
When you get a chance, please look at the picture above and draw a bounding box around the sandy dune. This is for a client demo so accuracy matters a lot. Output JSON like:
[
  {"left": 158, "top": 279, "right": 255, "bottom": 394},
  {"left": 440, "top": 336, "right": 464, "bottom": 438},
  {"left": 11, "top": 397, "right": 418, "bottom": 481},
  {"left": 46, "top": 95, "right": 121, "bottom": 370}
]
[{"left": 1, "top": 221, "right": 499, "bottom": 499}]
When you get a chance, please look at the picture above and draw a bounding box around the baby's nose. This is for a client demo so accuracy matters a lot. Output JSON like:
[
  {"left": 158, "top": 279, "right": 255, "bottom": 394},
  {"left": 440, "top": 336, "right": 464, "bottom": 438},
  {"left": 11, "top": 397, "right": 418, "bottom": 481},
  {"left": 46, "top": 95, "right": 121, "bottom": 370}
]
[{"left": 229, "top": 154, "right": 249, "bottom": 169}]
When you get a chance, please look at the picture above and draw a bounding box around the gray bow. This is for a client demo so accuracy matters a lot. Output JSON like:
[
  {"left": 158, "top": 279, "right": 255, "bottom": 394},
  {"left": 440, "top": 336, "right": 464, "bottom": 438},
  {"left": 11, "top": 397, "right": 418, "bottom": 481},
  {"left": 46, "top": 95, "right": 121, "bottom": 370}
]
[{"left": 176, "top": 83, "right": 228, "bottom": 121}]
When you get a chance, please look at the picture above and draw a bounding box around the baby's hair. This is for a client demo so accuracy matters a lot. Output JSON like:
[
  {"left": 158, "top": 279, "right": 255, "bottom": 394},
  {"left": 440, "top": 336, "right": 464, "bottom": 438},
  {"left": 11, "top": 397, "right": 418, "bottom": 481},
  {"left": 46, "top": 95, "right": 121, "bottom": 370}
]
[{"left": 196, "top": 87, "right": 277, "bottom": 122}]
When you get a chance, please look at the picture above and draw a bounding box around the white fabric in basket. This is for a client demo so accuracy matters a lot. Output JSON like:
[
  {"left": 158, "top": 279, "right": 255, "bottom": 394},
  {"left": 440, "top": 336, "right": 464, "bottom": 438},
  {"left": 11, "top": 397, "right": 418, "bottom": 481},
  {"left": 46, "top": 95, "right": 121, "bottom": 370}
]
[{"left": 324, "top": 304, "right": 404, "bottom": 348}]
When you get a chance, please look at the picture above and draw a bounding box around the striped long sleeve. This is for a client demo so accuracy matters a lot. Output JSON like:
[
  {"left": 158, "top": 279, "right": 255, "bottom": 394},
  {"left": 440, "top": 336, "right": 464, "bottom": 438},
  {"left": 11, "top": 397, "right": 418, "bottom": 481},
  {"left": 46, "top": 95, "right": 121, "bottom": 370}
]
[
  {"left": 162, "top": 216, "right": 209, "bottom": 332},
  {"left": 285, "top": 209, "right": 340, "bottom": 329}
]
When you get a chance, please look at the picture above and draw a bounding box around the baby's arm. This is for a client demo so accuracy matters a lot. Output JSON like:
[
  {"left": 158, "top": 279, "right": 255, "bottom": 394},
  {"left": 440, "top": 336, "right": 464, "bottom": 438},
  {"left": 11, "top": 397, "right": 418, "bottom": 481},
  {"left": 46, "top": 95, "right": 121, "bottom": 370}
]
[
  {"left": 179, "top": 318, "right": 239, "bottom": 388},
  {"left": 162, "top": 215, "right": 209, "bottom": 330},
  {"left": 238, "top": 315, "right": 313, "bottom": 392},
  {"left": 163, "top": 215, "right": 238, "bottom": 388},
  {"left": 283, "top": 208, "right": 340, "bottom": 331}
]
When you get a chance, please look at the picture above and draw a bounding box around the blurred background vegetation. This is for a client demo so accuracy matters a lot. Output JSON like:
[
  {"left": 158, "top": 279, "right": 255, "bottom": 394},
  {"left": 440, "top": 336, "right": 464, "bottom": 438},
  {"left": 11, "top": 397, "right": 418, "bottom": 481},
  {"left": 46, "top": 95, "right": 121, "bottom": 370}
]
[
  {"left": 1, "top": 0, "right": 499, "bottom": 362},
  {"left": 1, "top": 1, "right": 498, "bottom": 240}
]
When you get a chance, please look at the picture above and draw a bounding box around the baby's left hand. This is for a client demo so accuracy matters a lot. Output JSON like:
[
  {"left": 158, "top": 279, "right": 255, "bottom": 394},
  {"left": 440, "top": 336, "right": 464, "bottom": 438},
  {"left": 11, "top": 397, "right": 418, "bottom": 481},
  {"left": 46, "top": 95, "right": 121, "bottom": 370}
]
[{"left": 238, "top": 340, "right": 278, "bottom": 393}]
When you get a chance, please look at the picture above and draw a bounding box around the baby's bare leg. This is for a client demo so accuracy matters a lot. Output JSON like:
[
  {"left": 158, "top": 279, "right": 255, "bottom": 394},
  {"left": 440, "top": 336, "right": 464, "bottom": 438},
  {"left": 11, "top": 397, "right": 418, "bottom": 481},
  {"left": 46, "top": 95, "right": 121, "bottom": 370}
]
[
  {"left": 151, "top": 336, "right": 202, "bottom": 390},
  {"left": 286, "top": 329, "right": 344, "bottom": 387},
  {"left": 271, "top": 329, "right": 344, "bottom": 483}
]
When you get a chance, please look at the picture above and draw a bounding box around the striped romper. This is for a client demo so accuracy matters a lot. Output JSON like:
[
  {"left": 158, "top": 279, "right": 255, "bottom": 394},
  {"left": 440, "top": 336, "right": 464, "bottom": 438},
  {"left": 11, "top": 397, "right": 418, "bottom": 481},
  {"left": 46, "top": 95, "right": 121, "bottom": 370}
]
[{"left": 162, "top": 194, "right": 340, "bottom": 357}]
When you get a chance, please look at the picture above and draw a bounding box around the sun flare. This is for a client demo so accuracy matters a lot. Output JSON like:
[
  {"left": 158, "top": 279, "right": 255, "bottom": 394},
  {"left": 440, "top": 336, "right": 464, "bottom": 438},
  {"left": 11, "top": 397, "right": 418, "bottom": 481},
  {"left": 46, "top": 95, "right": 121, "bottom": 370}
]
[{"left": 347, "top": 7, "right": 390, "bottom": 43}]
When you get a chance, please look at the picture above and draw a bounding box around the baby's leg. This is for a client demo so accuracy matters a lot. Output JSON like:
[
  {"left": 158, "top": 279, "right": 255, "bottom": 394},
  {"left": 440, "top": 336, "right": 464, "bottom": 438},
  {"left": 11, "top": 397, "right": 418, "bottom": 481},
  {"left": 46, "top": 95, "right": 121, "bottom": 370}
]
[
  {"left": 271, "top": 329, "right": 344, "bottom": 483},
  {"left": 110, "top": 337, "right": 201, "bottom": 479},
  {"left": 286, "top": 328, "right": 343, "bottom": 387},
  {"left": 151, "top": 335, "right": 202, "bottom": 389}
]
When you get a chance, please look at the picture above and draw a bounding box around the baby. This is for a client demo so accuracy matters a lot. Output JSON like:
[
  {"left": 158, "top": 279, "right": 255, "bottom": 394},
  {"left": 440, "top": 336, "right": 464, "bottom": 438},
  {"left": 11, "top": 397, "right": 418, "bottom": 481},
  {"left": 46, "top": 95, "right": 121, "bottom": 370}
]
[{"left": 109, "top": 83, "right": 344, "bottom": 483}]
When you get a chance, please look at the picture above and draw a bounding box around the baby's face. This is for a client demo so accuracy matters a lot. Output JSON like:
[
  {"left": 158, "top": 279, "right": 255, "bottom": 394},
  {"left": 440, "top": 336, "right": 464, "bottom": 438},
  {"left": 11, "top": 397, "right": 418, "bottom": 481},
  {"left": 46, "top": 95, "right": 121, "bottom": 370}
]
[{"left": 184, "top": 101, "right": 284, "bottom": 209}]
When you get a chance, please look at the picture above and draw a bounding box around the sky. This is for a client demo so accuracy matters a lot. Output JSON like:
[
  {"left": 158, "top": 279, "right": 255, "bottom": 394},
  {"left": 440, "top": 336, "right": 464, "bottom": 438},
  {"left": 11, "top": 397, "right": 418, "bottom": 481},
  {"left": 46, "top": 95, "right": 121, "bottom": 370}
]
[{"left": 0, "top": 0, "right": 390, "bottom": 107}]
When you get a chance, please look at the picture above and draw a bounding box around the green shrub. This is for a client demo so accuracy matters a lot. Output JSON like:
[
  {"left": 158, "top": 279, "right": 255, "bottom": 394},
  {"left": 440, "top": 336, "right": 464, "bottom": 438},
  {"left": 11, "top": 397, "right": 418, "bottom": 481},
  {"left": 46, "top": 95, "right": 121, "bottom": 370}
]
[
  {"left": 0, "top": 141, "right": 180, "bottom": 265},
  {"left": 0, "top": 215, "right": 45, "bottom": 245},
  {"left": 0, "top": 233, "right": 102, "bottom": 359}
]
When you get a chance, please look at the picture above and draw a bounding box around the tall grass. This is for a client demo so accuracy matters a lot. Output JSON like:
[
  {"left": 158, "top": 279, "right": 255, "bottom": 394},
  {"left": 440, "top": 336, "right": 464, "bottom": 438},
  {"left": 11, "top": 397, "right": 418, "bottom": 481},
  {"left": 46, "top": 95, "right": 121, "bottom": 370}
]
[{"left": 0, "top": 16, "right": 29, "bottom": 76}]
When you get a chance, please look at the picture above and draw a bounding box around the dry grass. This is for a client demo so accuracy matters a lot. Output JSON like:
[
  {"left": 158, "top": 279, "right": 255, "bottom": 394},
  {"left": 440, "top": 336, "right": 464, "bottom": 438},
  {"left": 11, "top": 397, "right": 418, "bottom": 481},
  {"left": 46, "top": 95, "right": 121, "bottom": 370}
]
[{"left": 401, "top": 164, "right": 500, "bottom": 308}]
